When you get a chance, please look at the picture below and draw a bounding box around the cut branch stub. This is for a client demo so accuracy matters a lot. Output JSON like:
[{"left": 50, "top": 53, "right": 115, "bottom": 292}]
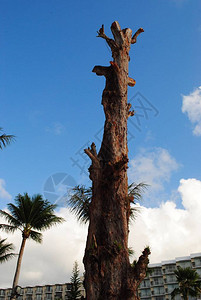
[
  {"left": 131, "top": 28, "right": 144, "bottom": 44},
  {"left": 96, "top": 22, "right": 144, "bottom": 67},
  {"left": 111, "top": 21, "right": 124, "bottom": 46},
  {"left": 127, "top": 103, "right": 135, "bottom": 118},
  {"left": 132, "top": 247, "right": 151, "bottom": 284},
  {"left": 97, "top": 24, "right": 117, "bottom": 52},
  {"left": 84, "top": 143, "right": 99, "bottom": 166},
  {"left": 128, "top": 77, "right": 136, "bottom": 87},
  {"left": 92, "top": 66, "right": 110, "bottom": 77}
]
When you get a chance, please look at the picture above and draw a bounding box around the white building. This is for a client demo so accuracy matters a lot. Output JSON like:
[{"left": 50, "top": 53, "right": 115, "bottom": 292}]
[
  {"left": 1, "top": 253, "right": 201, "bottom": 300},
  {"left": 139, "top": 253, "right": 201, "bottom": 300},
  {"left": 0, "top": 282, "right": 85, "bottom": 300}
]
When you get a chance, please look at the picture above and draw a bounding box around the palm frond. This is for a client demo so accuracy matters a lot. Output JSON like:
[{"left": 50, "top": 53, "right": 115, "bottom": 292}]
[
  {"left": 129, "top": 206, "right": 141, "bottom": 221},
  {"left": 173, "top": 266, "right": 201, "bottom": 299},
  {"left": 128, "top": 182, "right": 148, "bottom": 202},
  {"left": 0, "top": 128, "right": 15, "bottom": 150},
  {"left": 0, "top": 224, "right": 18, "bottom": 233},
  {"left": 128, "top": 182, "right": 148, "bottom": 221},
  {"left": 0, "top": 238, "right": 16, "bottom": 263},
  {"left": 36, "top": 215, "right": 65, "bottom": 231},
  {"left": 68, "top": 185, "right": 91, "bottom": 224},
  {"left": 68, "top": 183, "right": 148, "bottom": 224},
  {"left": 171, "top": 287, "right": 181, "bottom": 299},
  {"left": 0, "top": 209, "right": 21, "bottom": 227},
  {"left": 29, "top": 230, "right": 43, "bottom": 243},
  {"left": 128, "top": 247, "right": 134, "bottom": 257}
]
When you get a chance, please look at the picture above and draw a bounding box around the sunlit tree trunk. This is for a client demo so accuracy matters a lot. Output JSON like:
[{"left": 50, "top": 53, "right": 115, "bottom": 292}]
[
  {"left": 10, "top": 236, "right": 27, "bottom": 300},
  {"left": 83, "top": 21, "right": 150, "bottom": 300}
]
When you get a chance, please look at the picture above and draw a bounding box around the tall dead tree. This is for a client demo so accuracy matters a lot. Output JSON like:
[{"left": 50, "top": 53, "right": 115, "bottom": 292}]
[{"left": 83, "top": 21, "right": 150, "bottom": 300}]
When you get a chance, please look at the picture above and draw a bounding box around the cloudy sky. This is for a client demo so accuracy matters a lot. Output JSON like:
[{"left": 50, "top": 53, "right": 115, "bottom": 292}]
[{"left": 0, "top": 0, "right": 201, "bottom": 289}]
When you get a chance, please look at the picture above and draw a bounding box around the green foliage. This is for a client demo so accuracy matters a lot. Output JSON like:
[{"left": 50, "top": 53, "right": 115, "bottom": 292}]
[
  {"left": 0, "top": 193, "right": 65, "bottom": 299},
  {"left": 171, "top": 266, "right": 201, "bottom": 300},
  {"left": 68, "top": 261, "right": 82, "bottom": 300},
  {"left": 68, "top": 182, "right": 148, "bottom": 224},
  {"left": 68, "top": 186, "right": 91, "bottom": 224},
  {"left": 0, "top": 193, "right": 65, "bottom": 242},
  {"left": 128, "top": 182, "right": 148, "bottom": 221},
  {"left": 0, "top": 127, "right": 15, "bottom": 150},
  {"left": 0, "top": 238, "right": 16, "bottom": 263},
  {"left": 128, "top": 247, "right": 134, "bottom": 257}
]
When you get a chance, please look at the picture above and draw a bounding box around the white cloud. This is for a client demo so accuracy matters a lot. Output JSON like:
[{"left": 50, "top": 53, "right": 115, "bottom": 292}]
[
  {"left": 182, "top": 86, "right": 201, "bottom": 136},
  {"left": 0, "top": 179, "right": 12, "bottom": 200},
  {"left": 128, "top": 148, "right": 179, "bottom": 192},
  {"left": 129, "top": 178, "right": 201, "bottom": 263},
  {"left": 46, "top": 122, "right": 65, "bottom": 135},
  {"left": 1, "top": 178, "right": 201, "bottom": 288}
]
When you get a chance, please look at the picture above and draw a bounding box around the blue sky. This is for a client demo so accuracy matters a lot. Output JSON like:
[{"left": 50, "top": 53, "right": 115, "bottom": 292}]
[
  {"left": 0, "top": 0, "right": 200, "bottom": 205},
  {"left": 0, "top": 0, "right": 201, "bottom": 287}
]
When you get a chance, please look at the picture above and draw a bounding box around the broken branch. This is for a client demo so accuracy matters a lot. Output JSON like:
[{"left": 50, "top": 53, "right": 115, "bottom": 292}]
[
  {"left": 84, "top": 143, "right": 99, "bottom": 165},
  {"left": 111, "top": 21, "right": 124, "bottom": 46},
  {"left": 97, "top": 24, "right": 117, "bottom": 50},
  {"left": 92, "top": 66, "right": 110, "bottom": 77},
  {"left": 128, "top": 77, "right": 136, "bottom": 87},
  {"left": 128, "top": 110, "right": 135, "bottom": 117},
  {"left": 132, "top": 247, "right": 150, "bottom": 285},
  {"left": 131, "top": 28, "right": 144, "bottom": 44}
]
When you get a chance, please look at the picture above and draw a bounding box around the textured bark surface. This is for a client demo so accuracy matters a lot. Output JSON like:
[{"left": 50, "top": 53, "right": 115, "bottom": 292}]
[
  {"left": 83, "top": 21, "right": 150, "bottom": 300},
  {"left": 10, "top": 236, "right": 27, "bottom": 300}
]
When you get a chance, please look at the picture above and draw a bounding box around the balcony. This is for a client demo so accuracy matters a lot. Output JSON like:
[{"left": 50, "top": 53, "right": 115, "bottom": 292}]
[
  {"left": 162, "top": 266, "right": 175, "bottom": 275},
  {"left": 45, "top": 286, "right": 53, "bottom": 293},
  {"left": 151, "top": 288, "right": 165, "bottom": 297},
  {"left": 36, "top": 288, "right": 43, "bottom": 294},
  {"left": 140, "top": 295, "right": 152, "bottom": 299},
  {"left": 150, "top": 272, "right": 162, "bottom": 278},
  {"left": 55, "top": 285, "right": 63, "bottom": 292},
  {"left": 26, "top": 288, "right": 33, "bottom": 294}
]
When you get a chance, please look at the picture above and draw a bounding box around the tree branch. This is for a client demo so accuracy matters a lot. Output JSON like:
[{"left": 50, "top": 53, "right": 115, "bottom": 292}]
[
  {"left": 92, "top": 66, "right": 110, "bottom": 77},
  {"left": 97, "top": 24, "right": 117, "bottom": 51},
  {"left": 131, "top": 28, "right": 144, "bottom": 44},
  {"left": 132, "top": 247, "right": 150, "bottom": 285},
  {"left": 111, "top": 21, "right": 124, "bottom": 46},
  {"left": 127, "top": 103, "right": 135, "bottom": 117},
  {"left": 128, "top": 77, "right": 136, "bottom": 87},
  {"left": 84, "top": 143, "right": 99, "bottom": 165},
  {"left": 128, "top": 111, "right": 135, "bottom": 117}
]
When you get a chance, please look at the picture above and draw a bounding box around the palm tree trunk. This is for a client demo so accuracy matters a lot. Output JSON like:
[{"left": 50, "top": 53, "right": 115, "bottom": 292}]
[{"left": 10, "top": 237, "right": 27, "bottom": 300}]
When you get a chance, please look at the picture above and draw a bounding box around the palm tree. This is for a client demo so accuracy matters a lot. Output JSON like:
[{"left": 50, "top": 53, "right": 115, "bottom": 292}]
[
  {"left": 171, "top": 266, "right": 201, "bottom": 300},
  {"left": 68, "top": 182, "right": 147, "bottom": 224},
  {"left": 0, "top": 237, "right": 15, "bottom": 263},
  {"left": 0, "top": 128, "right": 15, "bottom": 149},
  {"left": 0, "top": 193, "right": 64, "bottom": 300}
]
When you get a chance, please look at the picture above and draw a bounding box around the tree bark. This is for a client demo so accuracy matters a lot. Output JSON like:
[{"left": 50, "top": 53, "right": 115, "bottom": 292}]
[
  {"left": 83, "top": 21, "right": 150, "bottom": 300},
  {"left": 10, "top": 236, "right": 27, "bottom": 300}
]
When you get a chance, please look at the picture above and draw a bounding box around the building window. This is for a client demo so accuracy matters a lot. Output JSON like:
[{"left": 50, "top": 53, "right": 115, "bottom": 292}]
[
  {"left": 26, "top": 288, "right": 33, "bottom": 294},
  {"left": 66, "top": 284, "right": 72, "bottom": 291},
  {"left": 36, "top": 287, "right": 43, "bottom": 293},
  {"left": 155, "top": 296, "right": 164, "bottom": 300},
  {"left": 55, "top": 285, "right": 63, "bottom": 292},
  {"left": 46, "top": 286, "right": 53, "bottom": 292}
]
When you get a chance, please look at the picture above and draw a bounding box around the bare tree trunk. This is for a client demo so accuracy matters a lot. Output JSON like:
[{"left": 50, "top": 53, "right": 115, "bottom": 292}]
[
  {"left": 10, "top": 236, "right": 27, "bottom": 300},
  {"left": 83, "top": 21, "right": 150, "bottom": 300}
]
